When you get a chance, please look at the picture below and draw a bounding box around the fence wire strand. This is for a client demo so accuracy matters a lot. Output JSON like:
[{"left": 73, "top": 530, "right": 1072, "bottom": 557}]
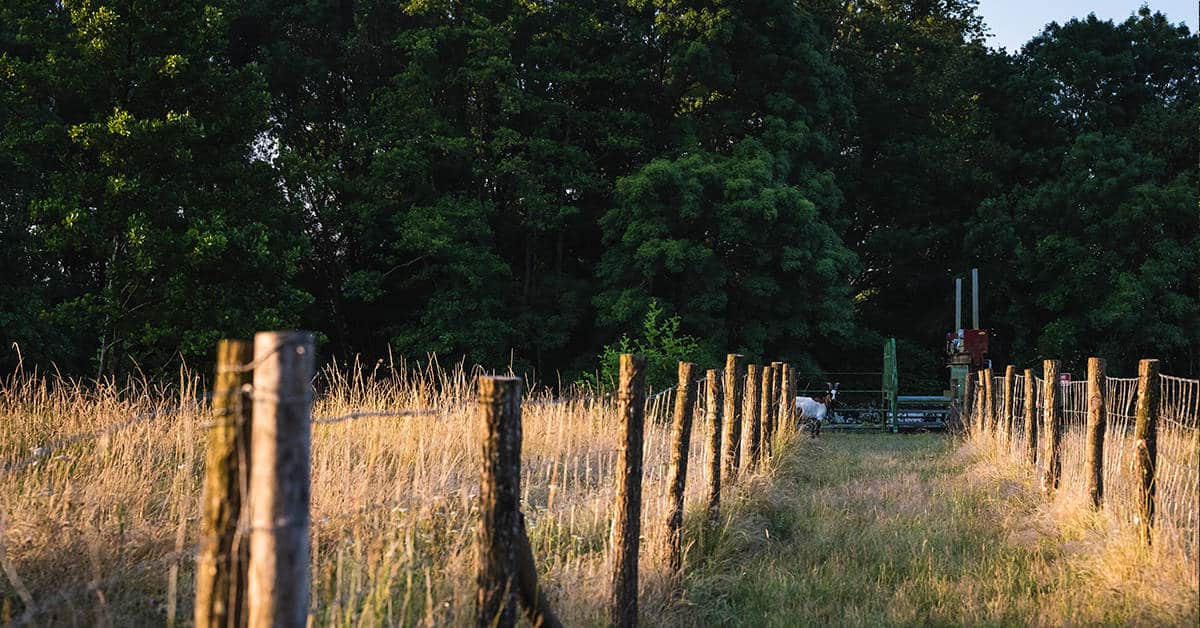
[{"left": 1, "top": 394, "right": 212, "bottom": 477}]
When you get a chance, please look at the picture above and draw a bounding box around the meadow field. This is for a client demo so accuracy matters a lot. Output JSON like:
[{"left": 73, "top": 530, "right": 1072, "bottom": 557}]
[
  {"left": 0, "top": 358, "right": 762, "bottom": 626},
  {"left": 687, "top": 433, "right": 1198, "bottom": 626},
  {"left": 1, "top": 359, "right": 1196, "bottom": 626}
]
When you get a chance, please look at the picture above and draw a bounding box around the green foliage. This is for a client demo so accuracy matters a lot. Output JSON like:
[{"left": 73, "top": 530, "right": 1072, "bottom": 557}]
[
  {"left": 1, "top": 1, "right": 1195, "bottom": 380},
  {"left": 965, "top": 9, "right": 1198, "bottom": 372},
  {"left": 586, "top": 299, "right": 714, "bottom": 392},
  {"left": 1, "top": 0, "right": 306, "bottom": 375},
  {"left": 594, "top": 0, "right": 859, "bottom": 362},
  {"left": 598, "top": 141, "right": 859, "bottom": 361}
]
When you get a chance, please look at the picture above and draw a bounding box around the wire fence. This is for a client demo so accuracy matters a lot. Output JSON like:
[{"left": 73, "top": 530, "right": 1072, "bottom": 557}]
[
  {"left": 0, "top": 356, "right": 802, "bottom": 624},
  {"left": 984, "top": 369, "right": 1199, "bottom": 561},
  {"left": 0, "top": 350, "right": 473, "bottom": 624}
]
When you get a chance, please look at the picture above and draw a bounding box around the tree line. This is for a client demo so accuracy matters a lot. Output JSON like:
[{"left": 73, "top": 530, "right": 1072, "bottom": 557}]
[{"left": 2, "top": 1, "right": 1196, "bottom": 385}]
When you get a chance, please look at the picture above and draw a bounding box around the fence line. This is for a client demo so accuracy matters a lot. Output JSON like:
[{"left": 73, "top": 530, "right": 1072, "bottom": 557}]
[
  {"left": 972, "top": 359, "right": 1199, "bottom": 561},
  {"left": 3, "top": 336, "right": 805, "bottom": 626}
]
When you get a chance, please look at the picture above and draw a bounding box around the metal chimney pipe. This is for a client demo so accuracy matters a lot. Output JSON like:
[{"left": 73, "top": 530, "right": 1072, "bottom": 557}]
[
  {"left": 955, "top": 278, "right": 963, "bottom": 331},
  {"left": 971, "top": 268, "right": 980, "bottom": 329}
]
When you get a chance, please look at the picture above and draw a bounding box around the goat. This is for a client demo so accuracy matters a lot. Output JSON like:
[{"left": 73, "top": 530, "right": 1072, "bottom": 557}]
[{"left": 794, "top": 382, "right": 839, "bottom": 437}]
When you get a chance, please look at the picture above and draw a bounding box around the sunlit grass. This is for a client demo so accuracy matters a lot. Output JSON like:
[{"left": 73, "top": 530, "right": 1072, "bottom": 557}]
[
  {"left": 681, "top": 432, "right": 1198, "bottom": 627},
  {"left": 0, "top": 358, "right": 782, "bottom": 626}
]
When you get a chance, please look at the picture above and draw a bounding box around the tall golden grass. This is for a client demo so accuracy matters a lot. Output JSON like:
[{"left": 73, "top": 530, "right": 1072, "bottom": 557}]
[
  {"left": 965, "top": 372, "right": 1199, "bottom": 615},
  {"left": 0, "top": 357, "right": 777, "bottom": 625}
]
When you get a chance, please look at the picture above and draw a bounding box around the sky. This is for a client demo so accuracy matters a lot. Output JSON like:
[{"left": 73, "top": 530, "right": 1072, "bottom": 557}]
[{"left": 976, "top": 0, "right": 1197, "bottom": 51}]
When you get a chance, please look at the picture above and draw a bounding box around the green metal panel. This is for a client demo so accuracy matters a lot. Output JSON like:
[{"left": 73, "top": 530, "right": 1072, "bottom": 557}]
[
  {"left": 949, "top": 364, "right": 969, "bottom": 403},
  {"left": 882, "top": 338, "right": 899, "bottom": 432}
]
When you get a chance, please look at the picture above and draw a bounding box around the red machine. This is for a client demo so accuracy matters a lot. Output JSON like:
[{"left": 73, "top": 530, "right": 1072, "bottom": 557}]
[{"left": 947, "top": 328, "right": 989, "bottom": 369}]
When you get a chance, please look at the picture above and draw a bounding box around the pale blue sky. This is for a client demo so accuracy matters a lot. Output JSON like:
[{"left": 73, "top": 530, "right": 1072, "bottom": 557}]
[{"left": 976, "top": 1, "right": 1197, "bottom": 51}]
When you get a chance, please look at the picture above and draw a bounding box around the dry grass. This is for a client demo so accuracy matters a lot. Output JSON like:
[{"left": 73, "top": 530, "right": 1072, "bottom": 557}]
[
  {"left": 0, "top": 358, "right": 782, "bottom": 626},
  {"left": 3, "top": 360, "right": 1195, "bottom": 626},
  {"left": 683, "top": 431, "right": 1198, "bottom": 627}
]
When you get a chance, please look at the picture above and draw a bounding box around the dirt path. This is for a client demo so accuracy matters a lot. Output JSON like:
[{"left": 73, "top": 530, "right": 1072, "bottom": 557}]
[{"left": 678, "top": 433, "right": 1198, "bottom": 627}]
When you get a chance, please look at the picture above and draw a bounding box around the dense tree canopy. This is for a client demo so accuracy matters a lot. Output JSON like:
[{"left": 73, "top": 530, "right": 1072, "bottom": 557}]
[
  {"left": 966, "top": 9, "right": 1199, "bottom": 372},
  {"left": 1, "top": 1, "right": 1196, "bottom": 381}
]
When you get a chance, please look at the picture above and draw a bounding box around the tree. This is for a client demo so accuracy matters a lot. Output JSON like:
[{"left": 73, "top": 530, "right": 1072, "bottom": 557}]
[
  {"left": 595, "top": 0, "right": 859, "bottom": 364},
  {"left": 230, "top": 0, "right": 662, "bottom": 370},
  {"left": 0, "top": 0, "right": 306, "bottom": 375},
  {"left": 824, "top": 0, "right": 997, "bottom": 385},
  {"left": 966, "top": 9, "right": 1199, "bottom": 373}
]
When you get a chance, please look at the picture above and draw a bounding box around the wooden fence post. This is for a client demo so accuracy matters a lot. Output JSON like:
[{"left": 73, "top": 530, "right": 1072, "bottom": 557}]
[
  {"left": 782, "top": 363, "right": 795, "bottom": 431},
  {"left": 612, "top": 354, "right": 646, "bottom": 628},
  {"left": 983, "top": 368, "right": 995, "bottom": 435},
  {"left": 1023, "top": 368, "right": 1036, "bottom": 465},
  {"left": 975, "top": 371, "right": 987, "bottom": 435},
  {"left": 247, "top": 331, "right": 314, "bottom": 628},
  {"left": 1084, "top": 358, "right": 1107, "bottom": 510},
  {"left": 1002, "top": 365, "right": 1015, "bottom": 444},
  {"left": 195, "top": 340, "right": 253, "bottom": 628},
  {"left": 767, "top": 362, "right": 782, "bottom": 453},
  {"left": 476, "top": 376, "right": 523, "bottom": 627},
  {"left": 665, "top": 362, "right": 697, "bottom": 575},
  {"left": 758, "top": 365, "right": 773, "bottom": 463},
  {"left": 704, "top": 369, "right": 723, "bottom": 522},
  {"left": 721, "top": 355, "right": 745, "bottom": 480},
  {"left": 962, "top": 372, "right": 974, "bottom": 434},
  {"left": 1041, "top": 360, "right": 1062, "bottom": 496},
  {"left": 743, "top": 364, "right": 762, "bottom": 469},
  {"left": 1133, "top": 359, "right": 1159, "bottom": 544},
  {"left": 977, "top": 380, "right": 987, "bottom": 435}
]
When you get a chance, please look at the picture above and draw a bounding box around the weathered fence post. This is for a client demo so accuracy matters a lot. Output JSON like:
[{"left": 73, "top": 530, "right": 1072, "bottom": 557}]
[
  {"left": 962, "top": 372, "right": 974, "bottom": 434},
  {"left": 782, "top": 363, "right": 795, "bottom": 431},
  {"left": 247, "top": 331, "right": 314, "bottom": 628},
  {"left": 983, "top": 368, "right": 995, "bottom": 435},
  {"left": 612, "top": 354, "right": 646, "bottom": 628},
  {"left": 665, "top": 362, "right": 697, "bottom": 575},
  {"left": 1041, "top": 359, "right": 1062, "bottom": 496},
  {"left": 1023, "top": 368, "right": 1036, "bottom": 465},
  {"left": 476, "top": 376, "right": 523, "bottom": 627},
  {"left": 757, "top": 365, "right": 773, "bottom": 463},
  {"left": 743, "top": 364, "right": 762, "bottom": 468},
  {"left": 1133, "top": 358, "right": 1159, "bottom": 544},
  {"left": 1002, "top": 365, "right": 1015, "bottom": 445},
  {"left": 704, "top": 369, "right": 723, "bottom": 522},
  {"left": 768, "top": 362, "right": 782, "bottom": 453},
  {"left": 1084, "top": 358, "right": 1107, "bottom": 510},
  {"left": 721, "top": 355, "right": 745, "bottom": 480},
  {"left": 976, "top": 379, "right": 987, "bottom": 435},
  {"left": 196, "top": 340, "right": 253, "bottom": 628},
  {"left": 975, "top": 371, "right": 987, "bottom": 435}
]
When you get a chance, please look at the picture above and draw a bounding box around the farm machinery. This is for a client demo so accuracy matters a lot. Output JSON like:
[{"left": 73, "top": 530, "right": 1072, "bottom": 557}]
[{"left": 796, "top": 269, "right": 989, "bottom": 432}]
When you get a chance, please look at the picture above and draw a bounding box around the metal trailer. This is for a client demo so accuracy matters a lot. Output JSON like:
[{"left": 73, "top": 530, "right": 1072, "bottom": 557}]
[
  {"left": 797, "top": 268, "right": 995, "bottom": 433},
  {"left": 794, "top": 338, "right": 949, "bottom": 432}
]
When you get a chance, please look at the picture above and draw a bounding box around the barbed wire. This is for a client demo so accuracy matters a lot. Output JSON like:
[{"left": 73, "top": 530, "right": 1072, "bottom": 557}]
[
  {"left": 1, "top": 394, "right": 212, "bottom": 477},
  {"left": 523, "top": 393, "right": 613, "bottom": 407},
  {"left": 212, "top": 341, "right": 294, "bottom": 375},
  {"left": 311, "top": 409, "right": 439, "bottom": 426}
]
